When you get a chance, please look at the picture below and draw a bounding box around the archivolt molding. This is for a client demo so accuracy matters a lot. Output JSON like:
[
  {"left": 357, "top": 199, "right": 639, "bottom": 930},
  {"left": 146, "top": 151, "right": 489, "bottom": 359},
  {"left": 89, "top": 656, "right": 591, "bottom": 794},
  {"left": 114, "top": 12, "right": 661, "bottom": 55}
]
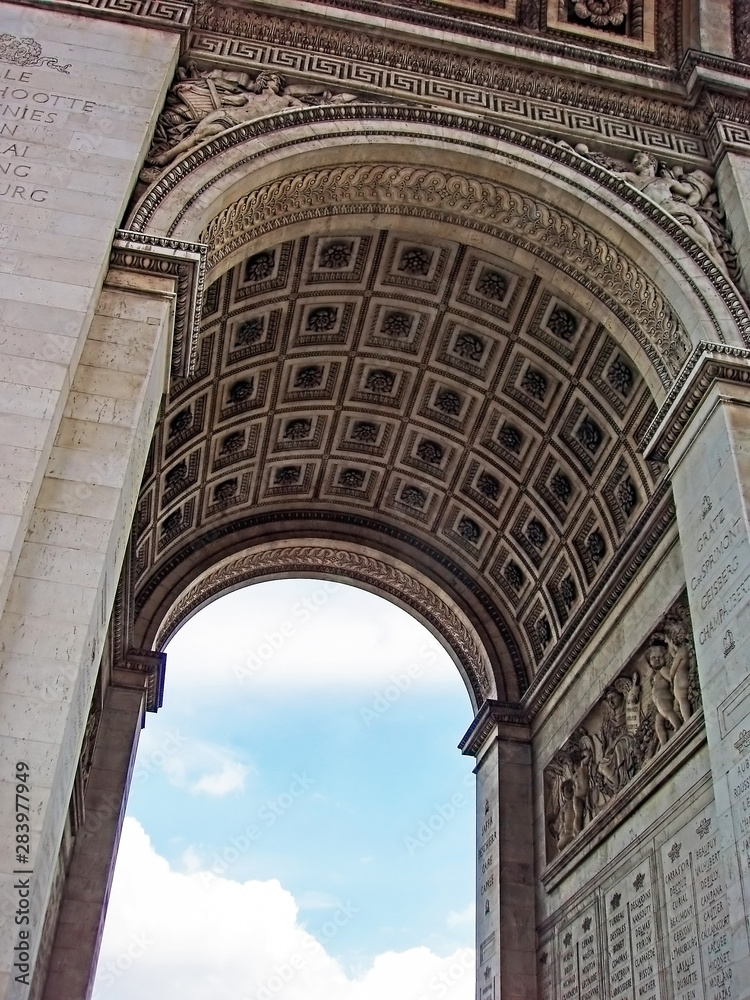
[
  {"left": 155, "top": 542, "right": 495, "bottom": 708},
  {"left": 129, "top": 105, "right": 750, "bottom": 381},
  {"left": 199, "top": 160, "right": 692, "bottom": 379}
]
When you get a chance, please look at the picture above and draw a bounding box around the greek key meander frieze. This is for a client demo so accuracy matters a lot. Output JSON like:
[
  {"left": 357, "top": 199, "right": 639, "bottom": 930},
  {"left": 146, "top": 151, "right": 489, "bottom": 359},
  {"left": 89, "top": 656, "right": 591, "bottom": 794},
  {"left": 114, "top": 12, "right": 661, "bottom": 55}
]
[
  {"left": 193, "top": 0, "right": 679, "bottom": 74},
  {"left": 130, "top": 103, "right": 750, "bottom": 358},
  {"left": 143, "top": 63, "right": 738, "bottom": 284},
  {"left": 188, "top": 30, "right": 708, "bottom": 160},
  {"left": 155, "top": 545, "right": 494, "bottom": 703},
  {"left": 544, "top": 595, "right": 700, "bottom": 863}
]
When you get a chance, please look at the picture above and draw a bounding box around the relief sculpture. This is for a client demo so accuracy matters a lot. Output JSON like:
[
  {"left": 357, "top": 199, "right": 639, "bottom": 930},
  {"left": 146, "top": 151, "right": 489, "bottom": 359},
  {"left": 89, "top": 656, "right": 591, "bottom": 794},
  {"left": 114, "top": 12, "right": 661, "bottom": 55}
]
[
  {"left": 544, "top": 597, "right": 700, "bottom": 860},
  {"left": 558, "top": 143, "right": 739, "bottom": 282},
  {"left": 140, "top": 64, "right": 359, "bottom": 182}
]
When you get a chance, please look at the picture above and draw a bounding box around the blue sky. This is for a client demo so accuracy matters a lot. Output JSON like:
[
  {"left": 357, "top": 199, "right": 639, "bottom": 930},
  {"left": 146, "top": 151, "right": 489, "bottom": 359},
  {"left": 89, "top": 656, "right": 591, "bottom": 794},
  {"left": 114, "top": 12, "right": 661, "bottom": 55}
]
[{"left": 94, "top": 580, "right": 477, "bottom": 1000}]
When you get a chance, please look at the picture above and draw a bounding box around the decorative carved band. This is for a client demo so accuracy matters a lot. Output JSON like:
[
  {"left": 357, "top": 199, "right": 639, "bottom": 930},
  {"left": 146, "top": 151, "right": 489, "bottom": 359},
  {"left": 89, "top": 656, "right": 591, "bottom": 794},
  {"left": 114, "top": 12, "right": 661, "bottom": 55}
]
[
  {"left": 111, "top": 231, "right": 206, "bottom": 378},
  {"left": 458, "top": 699, "right": 529, "bottom": 756},
  {"left": 543, "top": 596, "right": 700, "bottom": 863},
  {"left": 4, "top": 0, "right": 193, "bottom": 31},
  {"left": 197, "top": 158, "right": 688, "bottom": 381},
  {"left": 154, "top": 543, "right": 495, "bottom": 706},
  {"left": 643, "top": 342, "right": 750, "bottom": 462},
  {"left": 189, "top": 29, "right": 706, "bottom": 160},
  {"left": 112, "top": 650, "right": 166, "bottom": 713},
  {"left": 130, "top": 105, "right": 750, "bottom": 378}
]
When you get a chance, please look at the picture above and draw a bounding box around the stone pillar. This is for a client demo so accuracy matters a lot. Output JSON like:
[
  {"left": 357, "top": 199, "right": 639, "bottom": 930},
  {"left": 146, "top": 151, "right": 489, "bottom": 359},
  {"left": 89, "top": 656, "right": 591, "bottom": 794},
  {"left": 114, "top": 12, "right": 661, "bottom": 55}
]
[
  {"left": 460, "top": 705, "right": 536, "bottom": 1000},
  {"left": 683, "top": 0, "right": 733, "bottom": 57},
  {"left": 40, "top": 684, "right": 145, "bottom": 1000},
  {"left": 0, "top": 264, "right": 180, "bottom": 1000},
  {"left": 0, "top": 3, "right": 179, "bottom": 623},
  {"left": 646, "top": 345, "right": 750, "bottom": 998}
]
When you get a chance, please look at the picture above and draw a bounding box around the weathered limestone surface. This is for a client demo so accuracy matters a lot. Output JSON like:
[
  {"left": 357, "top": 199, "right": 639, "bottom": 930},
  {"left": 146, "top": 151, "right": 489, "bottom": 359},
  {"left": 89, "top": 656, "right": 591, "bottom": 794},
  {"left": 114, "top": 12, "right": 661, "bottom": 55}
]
[
  {"left": 0, "top": 271, "right": 175, "bottom": 1000},
  {"left": 0, "top": 4, "right": 178, "bottom": 623}
]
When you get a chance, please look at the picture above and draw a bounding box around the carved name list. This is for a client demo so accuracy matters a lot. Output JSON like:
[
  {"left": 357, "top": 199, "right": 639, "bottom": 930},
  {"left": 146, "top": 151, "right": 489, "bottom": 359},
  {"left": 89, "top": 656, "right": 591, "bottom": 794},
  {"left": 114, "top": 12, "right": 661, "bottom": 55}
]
[{"left": 0, "top": 64, "right": 97, "bottom": 204}]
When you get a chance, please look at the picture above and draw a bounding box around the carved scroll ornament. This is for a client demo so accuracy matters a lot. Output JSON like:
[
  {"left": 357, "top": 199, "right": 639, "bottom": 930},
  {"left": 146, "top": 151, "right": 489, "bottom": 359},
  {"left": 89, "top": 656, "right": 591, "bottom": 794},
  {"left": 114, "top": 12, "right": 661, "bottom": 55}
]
[{"left": 544, "top": 597, "right": 700, "bottom": 861}]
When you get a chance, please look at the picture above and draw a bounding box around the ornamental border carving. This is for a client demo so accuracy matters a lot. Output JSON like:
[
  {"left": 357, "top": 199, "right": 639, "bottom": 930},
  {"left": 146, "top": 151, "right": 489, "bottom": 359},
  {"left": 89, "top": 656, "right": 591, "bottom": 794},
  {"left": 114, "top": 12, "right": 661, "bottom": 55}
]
[
  {"left": 129, "top": 105, "right": 750, "bottom": 377},
  {"left": 643, "top": 342, "right": 750, "bottom": 462},
  {"left": 4, "top": 0, "right": 193, "bottom": 30},
  {"left": 110, "top": 231, "right": 206, "bottom": 378},
  {"left": 192, "top": 0, "right": 681, "bottom": 80},
  {"left": 154, "top": 542, "right": 495, "bottom": 707},
  {"left": 188, "top": 29, "right": 707, "bottom": 159}
]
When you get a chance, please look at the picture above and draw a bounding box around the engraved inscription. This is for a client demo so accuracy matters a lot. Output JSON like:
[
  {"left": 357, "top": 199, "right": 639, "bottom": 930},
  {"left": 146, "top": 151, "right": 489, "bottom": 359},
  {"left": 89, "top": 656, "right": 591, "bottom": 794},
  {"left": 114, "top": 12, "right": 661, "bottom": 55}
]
[
  {"left": 661, "top": 806, "right": 731, "bottom": 1000},
  {"left": 0, "top": 64, "right": 97, "bottom": 204}
]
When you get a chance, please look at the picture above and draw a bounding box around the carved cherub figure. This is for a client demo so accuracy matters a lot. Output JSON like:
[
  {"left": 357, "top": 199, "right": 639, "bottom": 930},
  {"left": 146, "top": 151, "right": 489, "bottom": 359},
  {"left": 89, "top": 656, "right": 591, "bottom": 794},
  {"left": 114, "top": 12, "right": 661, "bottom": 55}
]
[
  {"left": 666, "top": 623, "right": 692, "bottom": 723},
  {"left": 546, "top": 729, "right": 599, "bottom": 852},
  {"left": 644, "top": 636, "right": 683, "bottom": 746},
  {"left": 556, "top": 780, "right": 577, "bottom": 851}
]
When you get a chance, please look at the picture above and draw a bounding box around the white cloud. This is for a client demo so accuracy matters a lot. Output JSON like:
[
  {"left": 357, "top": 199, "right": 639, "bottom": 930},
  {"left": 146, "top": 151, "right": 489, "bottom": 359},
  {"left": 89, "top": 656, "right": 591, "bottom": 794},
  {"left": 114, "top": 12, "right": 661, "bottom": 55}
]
[
  {"left": 446, "top": 905, "right": 474, "bottom": 927},
  {"left": 141, "top": 735, "right": 251, "bottom": 797},
  {"left": 94, "top": 820, "right": 475, "bottom": 1000},
  {"left": 163, "top": 581, "right": 467, "bottom": 697},
  {"left": 191, "top": 758, "right": 249, "bottom": 796}
]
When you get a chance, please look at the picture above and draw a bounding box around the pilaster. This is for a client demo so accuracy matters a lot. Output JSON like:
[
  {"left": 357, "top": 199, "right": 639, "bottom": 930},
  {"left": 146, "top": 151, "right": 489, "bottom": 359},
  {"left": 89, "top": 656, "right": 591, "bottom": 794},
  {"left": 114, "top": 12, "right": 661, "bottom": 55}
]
[
  {"left": 645, "top": 344, "right": 750, "bottom": 999},
  {"left": 461, "top": 704, "right": 536, "bottom": 1000}
]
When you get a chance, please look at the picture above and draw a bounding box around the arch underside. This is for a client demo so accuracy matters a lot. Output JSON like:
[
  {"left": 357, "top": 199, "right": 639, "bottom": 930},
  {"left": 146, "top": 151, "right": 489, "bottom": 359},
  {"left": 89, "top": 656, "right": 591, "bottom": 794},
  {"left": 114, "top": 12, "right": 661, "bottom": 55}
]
[{"left": 128, "top": 108, "right": 750, "bottom": 709}]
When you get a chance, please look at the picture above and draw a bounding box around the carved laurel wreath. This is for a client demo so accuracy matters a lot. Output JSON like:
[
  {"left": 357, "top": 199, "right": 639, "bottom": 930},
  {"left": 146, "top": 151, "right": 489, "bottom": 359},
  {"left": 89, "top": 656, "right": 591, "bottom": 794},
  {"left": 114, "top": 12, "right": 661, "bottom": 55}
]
[{"left": 155, "top": 544, "right": 494, "bottom": 704}]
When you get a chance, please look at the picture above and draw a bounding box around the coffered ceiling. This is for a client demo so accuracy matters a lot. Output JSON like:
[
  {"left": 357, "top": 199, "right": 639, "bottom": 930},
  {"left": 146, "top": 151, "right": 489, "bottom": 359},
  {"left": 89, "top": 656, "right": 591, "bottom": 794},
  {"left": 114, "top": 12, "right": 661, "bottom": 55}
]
[{"left": 132, "top": 226, "right": 666, "bottom": 698}]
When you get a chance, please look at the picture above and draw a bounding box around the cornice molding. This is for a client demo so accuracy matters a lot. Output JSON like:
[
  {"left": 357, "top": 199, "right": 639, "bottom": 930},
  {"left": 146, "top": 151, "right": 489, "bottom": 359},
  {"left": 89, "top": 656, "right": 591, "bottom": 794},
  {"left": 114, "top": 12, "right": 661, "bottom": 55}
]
[
  {"left": 193, "top": 0, "right": 679, "bottom": 78},
  {"left": 4, "top": 0, "right": 194, "bottom": 35},
  {"left": 111, "top": 231, "right": 206, "bottom": 378},
  {"left": 458, "top": 699, "right": 529, "bottom": 756},
  {"left": 643, "top": 341, "right": 750, "bottom": 463}
]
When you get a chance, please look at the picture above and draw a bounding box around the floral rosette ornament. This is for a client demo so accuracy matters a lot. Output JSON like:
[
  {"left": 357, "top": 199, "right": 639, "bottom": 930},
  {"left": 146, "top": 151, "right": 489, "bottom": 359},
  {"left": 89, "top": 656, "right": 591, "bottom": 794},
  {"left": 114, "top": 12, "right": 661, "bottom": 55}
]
[
  {"left": 0, "top": 33, "right": 70, "bottom": 72},
  {"left": 573, "top": 0, "right": 628, "bottom": 28}
]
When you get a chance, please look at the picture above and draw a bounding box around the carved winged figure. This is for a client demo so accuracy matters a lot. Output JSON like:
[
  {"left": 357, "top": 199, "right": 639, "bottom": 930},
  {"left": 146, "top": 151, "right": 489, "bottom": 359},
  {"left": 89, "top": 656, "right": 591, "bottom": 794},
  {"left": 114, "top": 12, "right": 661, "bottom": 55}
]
[
  {"left": 142, "top": 68, "right": 358, "bottom": 178},
  {"left": 619, "top": 152, "right": 723, "bottom": 261},
  {"left": 562, "top": 143, "right": 738, "bottom": 280}
]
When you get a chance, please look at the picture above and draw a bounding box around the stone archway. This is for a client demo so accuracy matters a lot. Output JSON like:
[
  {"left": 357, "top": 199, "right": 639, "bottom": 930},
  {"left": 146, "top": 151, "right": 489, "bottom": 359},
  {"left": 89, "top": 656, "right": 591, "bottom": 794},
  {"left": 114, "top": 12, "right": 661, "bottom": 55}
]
[
  {"left": 17, "top": 101, "right": 750, "bottom": 1000},
  {"left": 100, "top": 103, "right": 750, "bottom": 1000}
]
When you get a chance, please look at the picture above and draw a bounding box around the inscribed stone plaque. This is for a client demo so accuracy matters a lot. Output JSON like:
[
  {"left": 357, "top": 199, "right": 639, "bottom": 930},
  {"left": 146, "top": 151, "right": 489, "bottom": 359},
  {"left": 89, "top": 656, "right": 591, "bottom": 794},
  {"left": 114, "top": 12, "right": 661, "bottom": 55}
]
[
  {"left": 558, "top": 904, "right": 601, "bottom": 1000},
  {"left": 606, "top": 860, "right": 660, "bottom": 1000},
  {"left": 660, "top": 804, "right": 730, "bottom": 999}
]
